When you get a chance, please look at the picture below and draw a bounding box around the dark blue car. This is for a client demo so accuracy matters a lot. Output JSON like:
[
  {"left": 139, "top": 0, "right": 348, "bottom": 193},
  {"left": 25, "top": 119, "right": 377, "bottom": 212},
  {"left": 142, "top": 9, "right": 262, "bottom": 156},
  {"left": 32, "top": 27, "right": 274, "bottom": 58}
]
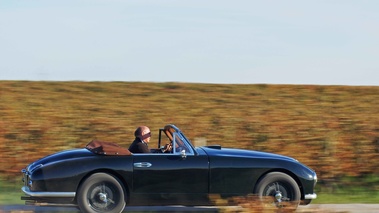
[{"left": 21, "top": 124, "right": 317, "bottom": 213}]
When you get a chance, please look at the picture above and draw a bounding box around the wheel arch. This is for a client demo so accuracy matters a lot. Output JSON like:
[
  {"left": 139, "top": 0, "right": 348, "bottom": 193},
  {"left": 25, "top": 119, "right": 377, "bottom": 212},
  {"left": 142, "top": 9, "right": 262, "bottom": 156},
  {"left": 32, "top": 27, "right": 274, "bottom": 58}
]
[
  {"left": 74, "top": 169, "right": 130, "bottom": 204},
  {"left": 253, "top": 169, "right": 305, "bottom": 200}
]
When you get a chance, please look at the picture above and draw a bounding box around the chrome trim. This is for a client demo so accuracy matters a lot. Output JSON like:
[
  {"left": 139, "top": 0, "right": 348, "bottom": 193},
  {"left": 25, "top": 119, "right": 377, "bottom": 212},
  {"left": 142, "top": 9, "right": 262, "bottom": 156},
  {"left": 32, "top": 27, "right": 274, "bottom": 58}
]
[
  {"left": 22, "top": 186, "right": 75, "bottom": 198},
  {"left": 30, "top": 164, "right": 43, "bottom": 173},
  {"left": 304, "top": 193, "right": 317, "bottom": 199}
]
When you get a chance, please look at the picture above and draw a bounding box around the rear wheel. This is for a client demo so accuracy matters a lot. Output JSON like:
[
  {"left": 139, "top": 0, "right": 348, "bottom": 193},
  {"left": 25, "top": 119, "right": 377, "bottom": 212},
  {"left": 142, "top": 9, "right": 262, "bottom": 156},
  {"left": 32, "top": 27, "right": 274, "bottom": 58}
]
[
  {"left": 254, "top": 172, "right": 301, "bottom": 209},
  {"left": 77, "top": 173, "right": 126, "bottom": 213}
]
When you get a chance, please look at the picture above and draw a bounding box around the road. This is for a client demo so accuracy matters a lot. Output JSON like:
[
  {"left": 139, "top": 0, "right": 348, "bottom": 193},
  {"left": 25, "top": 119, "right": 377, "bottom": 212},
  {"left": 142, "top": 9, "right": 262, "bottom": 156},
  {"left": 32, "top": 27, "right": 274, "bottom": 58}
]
[
  {"left": 298, "top": 204, "right": 379, "bottom": 213},
  {"left": 1, "top": 204, "right": 379, "bottom": 213}
]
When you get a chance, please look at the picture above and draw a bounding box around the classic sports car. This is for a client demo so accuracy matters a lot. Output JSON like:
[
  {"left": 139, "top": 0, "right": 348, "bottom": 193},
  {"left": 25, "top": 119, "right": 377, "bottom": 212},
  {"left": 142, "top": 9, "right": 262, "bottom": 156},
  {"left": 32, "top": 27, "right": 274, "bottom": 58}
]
[{"left": 21, "top": 124, "right": 317, "bottom": 213}]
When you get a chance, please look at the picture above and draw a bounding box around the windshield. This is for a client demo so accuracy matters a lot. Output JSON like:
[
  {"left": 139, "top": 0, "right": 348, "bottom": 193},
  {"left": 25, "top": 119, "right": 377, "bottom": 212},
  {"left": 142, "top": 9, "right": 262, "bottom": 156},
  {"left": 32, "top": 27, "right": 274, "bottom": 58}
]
[
  {"left": 158, "top": 125, "right": 195, "bottom": 155},
  {"left": 172, "top": 132, "right": 194, "bottom": 155}
]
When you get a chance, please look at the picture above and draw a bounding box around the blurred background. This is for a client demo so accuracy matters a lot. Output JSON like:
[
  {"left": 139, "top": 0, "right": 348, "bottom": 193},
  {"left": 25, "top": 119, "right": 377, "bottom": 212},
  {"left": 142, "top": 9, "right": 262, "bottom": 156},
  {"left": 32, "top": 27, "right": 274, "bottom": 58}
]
[{"left": 1, "top": 81, "right": 379, "bottom": 204}]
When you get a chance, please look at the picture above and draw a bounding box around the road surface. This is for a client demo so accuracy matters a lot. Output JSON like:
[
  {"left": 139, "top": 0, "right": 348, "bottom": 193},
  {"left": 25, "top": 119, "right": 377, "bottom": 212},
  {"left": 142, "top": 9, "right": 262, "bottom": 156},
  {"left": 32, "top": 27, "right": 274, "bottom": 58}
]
[{"left": 1, "top": 204, "right": 379, "bottom": 212}]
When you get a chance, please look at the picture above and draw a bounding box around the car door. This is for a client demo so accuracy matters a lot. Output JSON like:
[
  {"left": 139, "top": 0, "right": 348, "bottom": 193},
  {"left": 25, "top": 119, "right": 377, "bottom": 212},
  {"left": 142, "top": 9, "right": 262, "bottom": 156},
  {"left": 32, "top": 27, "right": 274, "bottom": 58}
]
[{"left": 132, "top": 132, "right": 209, "bottom": 194}]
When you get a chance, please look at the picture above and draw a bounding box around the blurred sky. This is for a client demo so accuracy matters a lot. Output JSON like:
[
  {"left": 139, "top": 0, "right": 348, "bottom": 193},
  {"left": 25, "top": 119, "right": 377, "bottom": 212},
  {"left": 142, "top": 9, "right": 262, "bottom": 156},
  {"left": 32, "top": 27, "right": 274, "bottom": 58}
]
[{"left": 1, "top": 0, "right": 379, "bottom": 85}]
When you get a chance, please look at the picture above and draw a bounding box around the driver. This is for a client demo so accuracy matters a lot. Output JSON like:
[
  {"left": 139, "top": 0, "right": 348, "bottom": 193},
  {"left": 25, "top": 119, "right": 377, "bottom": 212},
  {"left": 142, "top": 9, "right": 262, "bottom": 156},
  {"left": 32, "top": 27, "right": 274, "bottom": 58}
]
[{"left": 128, "top": 126, "right": 172, "bottom": 153}]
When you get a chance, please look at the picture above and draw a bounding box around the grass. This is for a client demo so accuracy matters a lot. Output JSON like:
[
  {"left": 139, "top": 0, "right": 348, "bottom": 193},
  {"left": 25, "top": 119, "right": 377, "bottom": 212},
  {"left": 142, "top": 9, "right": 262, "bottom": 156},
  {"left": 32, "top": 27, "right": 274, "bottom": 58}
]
[
  {"left": 314, "top": 191, "right": 379, "bottom": 204},
  {"left": 0, "top": 177, "right": 24, "bottom": 205},
  {"left": 0, "top": 191, "right": 23, "bottom": 205},
  {"left": 313, "top": 175, "right": 379, "bottom": 204}
]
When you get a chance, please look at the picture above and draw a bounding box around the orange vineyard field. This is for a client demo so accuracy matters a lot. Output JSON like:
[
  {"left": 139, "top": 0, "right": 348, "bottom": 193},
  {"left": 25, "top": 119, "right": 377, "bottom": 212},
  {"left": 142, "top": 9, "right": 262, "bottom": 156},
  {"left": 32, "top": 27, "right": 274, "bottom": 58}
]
[{"left": 1, "top": 81, "right": 379, "bottom": 188}]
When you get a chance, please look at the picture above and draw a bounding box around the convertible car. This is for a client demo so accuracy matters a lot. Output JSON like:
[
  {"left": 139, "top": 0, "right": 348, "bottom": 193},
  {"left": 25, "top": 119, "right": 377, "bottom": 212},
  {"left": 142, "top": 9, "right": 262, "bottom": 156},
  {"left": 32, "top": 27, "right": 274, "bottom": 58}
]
[{"left": 21, "top": 124, "right": 317, "bottom": 213}]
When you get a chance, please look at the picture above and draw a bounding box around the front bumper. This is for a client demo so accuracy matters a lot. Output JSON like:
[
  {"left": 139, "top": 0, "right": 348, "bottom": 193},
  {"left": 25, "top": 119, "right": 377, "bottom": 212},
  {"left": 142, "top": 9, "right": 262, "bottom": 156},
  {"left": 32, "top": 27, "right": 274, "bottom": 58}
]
[
  {"left": 22, "top": 186, "right": 76, "bottom": 198},
  {"left": 304, "top": 193, "right": 317, "bottom": 200}
]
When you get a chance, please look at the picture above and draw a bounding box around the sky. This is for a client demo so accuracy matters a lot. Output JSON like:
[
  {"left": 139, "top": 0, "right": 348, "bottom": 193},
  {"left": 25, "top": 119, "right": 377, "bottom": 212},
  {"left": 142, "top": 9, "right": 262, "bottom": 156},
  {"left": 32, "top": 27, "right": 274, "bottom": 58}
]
[{"left": 1, "top": 0, "right": 379, "bottom": 86}]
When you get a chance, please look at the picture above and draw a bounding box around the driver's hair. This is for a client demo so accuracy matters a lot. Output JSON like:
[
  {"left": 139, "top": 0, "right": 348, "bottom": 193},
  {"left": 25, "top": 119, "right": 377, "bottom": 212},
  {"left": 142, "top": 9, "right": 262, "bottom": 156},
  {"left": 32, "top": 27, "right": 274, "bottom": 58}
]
[
  {"left": 134, "top": 127, "right": 142, "bottom": 137},
  {"left": 135, "top": 126, "right": 149, "bottom": 138}
]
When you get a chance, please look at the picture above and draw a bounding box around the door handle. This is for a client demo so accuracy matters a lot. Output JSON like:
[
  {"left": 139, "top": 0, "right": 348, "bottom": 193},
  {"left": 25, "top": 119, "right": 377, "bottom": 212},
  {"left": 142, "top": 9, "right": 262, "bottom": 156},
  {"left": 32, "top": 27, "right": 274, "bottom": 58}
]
[{"left": 133, "top": 162, "right": 152, "bottom": 168}]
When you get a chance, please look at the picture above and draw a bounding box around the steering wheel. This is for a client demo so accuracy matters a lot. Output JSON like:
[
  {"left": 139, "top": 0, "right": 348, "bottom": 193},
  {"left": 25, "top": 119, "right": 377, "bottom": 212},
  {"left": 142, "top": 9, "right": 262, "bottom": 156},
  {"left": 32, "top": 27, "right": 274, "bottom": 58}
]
[{"left": 160, "top": 143, "right": 173, "bottom": 153}]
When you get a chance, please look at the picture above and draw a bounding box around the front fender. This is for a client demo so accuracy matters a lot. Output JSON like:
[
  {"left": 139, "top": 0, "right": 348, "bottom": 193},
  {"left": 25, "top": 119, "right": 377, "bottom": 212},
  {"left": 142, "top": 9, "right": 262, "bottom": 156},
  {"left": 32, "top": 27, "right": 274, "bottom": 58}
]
[{"left": 29, "top": 156, "right": 133, "bottom": 193}]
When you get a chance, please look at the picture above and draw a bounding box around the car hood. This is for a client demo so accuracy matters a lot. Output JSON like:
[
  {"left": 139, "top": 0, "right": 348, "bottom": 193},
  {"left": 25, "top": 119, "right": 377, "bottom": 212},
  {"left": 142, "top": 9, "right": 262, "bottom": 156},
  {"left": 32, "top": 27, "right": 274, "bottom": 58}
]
[
  {"left": 200, "top": 145, "right": 298, "bottom": 162},
  {"left": 26, "top": 148, "right": 94, "bottom": 172}
]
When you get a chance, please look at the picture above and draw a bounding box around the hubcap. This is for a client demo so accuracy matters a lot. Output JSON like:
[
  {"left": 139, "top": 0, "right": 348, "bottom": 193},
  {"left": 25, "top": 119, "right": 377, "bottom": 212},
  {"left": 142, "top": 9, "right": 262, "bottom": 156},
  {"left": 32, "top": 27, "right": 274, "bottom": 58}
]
[
  {"left": 263, "top": 182, "right": 293, "bottom": 207},
  {"left": 88, "top": 183, "right": 117, "bottom": 211},
  {"left": 98, "top": 193, "right": 107, "bottom": 202},
  {"left": 275, "top": 192, "right": 282, "bottom": 202}
]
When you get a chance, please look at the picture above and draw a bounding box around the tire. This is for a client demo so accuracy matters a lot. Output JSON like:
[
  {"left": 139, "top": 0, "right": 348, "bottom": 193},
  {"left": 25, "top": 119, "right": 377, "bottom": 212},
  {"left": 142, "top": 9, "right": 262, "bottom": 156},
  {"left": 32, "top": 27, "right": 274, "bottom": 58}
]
[
  {"left": 254, "top": 172, "right": 301, "bottom": 208},
  {"left": 77, "top": 173, "right": 126, "bottom": 213}
]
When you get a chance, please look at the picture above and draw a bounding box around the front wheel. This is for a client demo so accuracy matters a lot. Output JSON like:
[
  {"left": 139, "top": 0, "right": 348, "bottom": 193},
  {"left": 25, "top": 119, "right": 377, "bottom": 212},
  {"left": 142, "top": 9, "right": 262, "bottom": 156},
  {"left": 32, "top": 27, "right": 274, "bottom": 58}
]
[
  {"left": 254, "top": 172, "right": 301, "bottom": 209},
  {"left": 77, "top": 173, "right": 126, "bottom": 213}
]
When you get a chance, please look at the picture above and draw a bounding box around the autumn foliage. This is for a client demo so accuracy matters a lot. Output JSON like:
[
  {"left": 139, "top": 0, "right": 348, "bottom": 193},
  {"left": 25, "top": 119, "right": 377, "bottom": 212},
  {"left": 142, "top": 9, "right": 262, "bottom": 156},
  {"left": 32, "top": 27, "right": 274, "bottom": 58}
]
[{"left": 1, "top": 81, "right": 379, "bottom": 187}]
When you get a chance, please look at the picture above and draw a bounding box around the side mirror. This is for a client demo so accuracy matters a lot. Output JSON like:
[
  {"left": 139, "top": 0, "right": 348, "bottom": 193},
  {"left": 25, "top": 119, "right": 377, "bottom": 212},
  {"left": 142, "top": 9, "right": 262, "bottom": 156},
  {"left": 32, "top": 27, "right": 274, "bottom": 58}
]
[{"left": 181, "top": 150, "right": 186, "bottom": 159}]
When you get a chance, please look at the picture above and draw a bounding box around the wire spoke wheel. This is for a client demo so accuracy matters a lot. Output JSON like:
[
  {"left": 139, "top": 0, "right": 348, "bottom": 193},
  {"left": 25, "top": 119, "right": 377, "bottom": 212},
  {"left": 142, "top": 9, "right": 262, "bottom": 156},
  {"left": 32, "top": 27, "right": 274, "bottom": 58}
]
[
  {"left": 87, "top": 183, "right": 117, "bottom": 211},
  {"left": 255, "top": 172, "right": 301, "bottom": 210},
  {"left": 77, "top": 173, "right": 126, "bottom": 213}
]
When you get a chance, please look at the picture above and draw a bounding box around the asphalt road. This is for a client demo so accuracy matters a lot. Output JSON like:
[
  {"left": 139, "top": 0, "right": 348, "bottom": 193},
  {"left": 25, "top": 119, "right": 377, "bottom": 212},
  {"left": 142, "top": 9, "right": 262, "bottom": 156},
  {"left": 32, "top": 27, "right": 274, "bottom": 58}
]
[
  {"left": 298, "top": 204, "right": 379, "bottom": 213},
  {"left": 2, "top": 204, "right": 379, "bottom": 213}
]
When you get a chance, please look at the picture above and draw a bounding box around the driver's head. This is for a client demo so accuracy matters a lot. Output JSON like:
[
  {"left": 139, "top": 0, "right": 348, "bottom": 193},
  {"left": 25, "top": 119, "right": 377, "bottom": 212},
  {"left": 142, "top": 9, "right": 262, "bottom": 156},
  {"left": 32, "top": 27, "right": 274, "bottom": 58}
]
[{"left": 135, "top": 126, "right": 151, "bottom": 143}]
